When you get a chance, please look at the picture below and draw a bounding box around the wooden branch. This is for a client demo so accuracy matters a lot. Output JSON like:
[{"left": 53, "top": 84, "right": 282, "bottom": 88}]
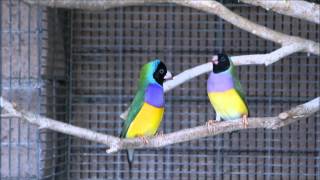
[
  {"left": 240, "top": 0, "right": 320, "bottom": 24},
  {"left": 231, "top": 43, "right": 307, "bottom": 66},
  {"left": 23, "top": 0, "right": 319, "bottom": 55},
  {"left": 0, "top": 97, "right": 120, "bottom": 148},
  {"left": 174, "top": 0, "right": 319, "bottom": 55},
  {"left": 111, "top": 97, "right": 319, "bottom": 153},
  {"left": 120, "top": 44, "right": 311, "bottom": 119},
  {"left": 163, "top": 43, "right": 305, "bottom": 92},
  {"left": 1, "top": 96, "right": 319, "bottom": 154},
  {"left": 22, "top": 0, "right": 169, "bottom": 10}
]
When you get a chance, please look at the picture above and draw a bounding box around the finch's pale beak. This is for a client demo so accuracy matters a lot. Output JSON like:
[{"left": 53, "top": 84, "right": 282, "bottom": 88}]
[
  {"left": 164, "top": 71, "right": 173, "bottom": 80},
  {"left": 211, "top": 55, "right": 219, "bottom": 65}
]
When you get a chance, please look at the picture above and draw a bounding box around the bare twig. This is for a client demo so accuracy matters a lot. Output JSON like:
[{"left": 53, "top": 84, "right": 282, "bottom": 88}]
[
  {"left": 231, "top": 43, "right": 308, "bottom": 66},
  {"left": 22, "top": 0, "right": 319, "bottom": 55},
  {"left": 120, "top": 44, "right": 311, "bottom": 119},
  {"left": 0, "top": 114, "right": 21, "bottom": 118},
  {"left": 167, "top": 43, "right": 310, "bottom": 90},
  {"left": 240, "top": 0, "right": 320, "bottom": 24},
  {"left": 174, "top": 0, "right": 319, "bottom": 55},
  {"left": 1, "top": 96, "right": 318, "bottom": 153},
  {"left": 22, "top": 0, "right": 169, "bottom": 10},
  {"left": 0, "top": 97, "right": 120, "bottom": 147}
]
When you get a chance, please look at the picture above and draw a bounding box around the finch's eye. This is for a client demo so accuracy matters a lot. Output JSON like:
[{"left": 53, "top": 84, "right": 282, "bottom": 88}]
[{"left": 159, "top": 69, "right": 164, "bottom": 74}]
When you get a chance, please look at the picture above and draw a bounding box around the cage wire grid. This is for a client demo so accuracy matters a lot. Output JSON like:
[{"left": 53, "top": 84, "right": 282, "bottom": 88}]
[{"left": 1, "top": 0, "right": 320, "bottom": 179}]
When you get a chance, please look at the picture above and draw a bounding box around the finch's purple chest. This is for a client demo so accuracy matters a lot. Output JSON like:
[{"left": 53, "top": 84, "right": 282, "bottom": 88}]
[
  {"left": 207, "top": 72, "right": 234, "bottom": 92},
  {"left": 144, "top": 84, "right": 164, "bottom": 108}
]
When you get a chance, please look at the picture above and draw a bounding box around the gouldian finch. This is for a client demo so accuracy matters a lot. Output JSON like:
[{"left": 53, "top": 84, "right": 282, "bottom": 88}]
[
  {"left": 120, "top": 59, "right": 172, "bottom": 166},
  {"left": 207, "top": 53, "right": 249, "bottom": 127}
]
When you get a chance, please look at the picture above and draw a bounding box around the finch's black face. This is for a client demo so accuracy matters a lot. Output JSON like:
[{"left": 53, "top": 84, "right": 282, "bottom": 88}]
[
  {"left": 153, "top": 61, "right": 168, "bottom": 85},
  {"left": 212, "top": 53, "right": 231, "bottom": 74}
]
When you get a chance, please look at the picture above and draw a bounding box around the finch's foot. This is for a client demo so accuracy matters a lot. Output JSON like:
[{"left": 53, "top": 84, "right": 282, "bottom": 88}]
[
  {"left": 139, "top": 136, "right": 149, "bottom": 144},
  {"left": 206, "top": 120, "right": 218, "bottom": 133},
  {"left": 156, "top": 130, "right": 164, "bottom": 137},
  {"left": 206, "top": 120, "right": 217, "bottom": 127},
  {"left": 242, "top": 115, "right": 248, "bottom": 128},
  {"left": 12, "top": 102, "right": 17, "bottom": 108}
]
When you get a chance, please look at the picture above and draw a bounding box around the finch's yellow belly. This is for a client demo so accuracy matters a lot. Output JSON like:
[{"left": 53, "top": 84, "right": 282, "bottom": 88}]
[
  {"left": 126, "top": 102, "right": 164, "bottom": 138},
  {"left": 208, "top": 89, "right": 248, "bottom": 120}
]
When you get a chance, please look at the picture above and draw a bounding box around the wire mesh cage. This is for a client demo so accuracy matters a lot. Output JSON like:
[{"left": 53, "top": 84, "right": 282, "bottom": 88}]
[{"left": 1, "top": 0, "right": 319, "bottom": 179}]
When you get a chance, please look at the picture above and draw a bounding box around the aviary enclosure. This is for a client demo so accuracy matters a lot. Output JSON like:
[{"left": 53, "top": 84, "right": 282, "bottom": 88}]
[{"left": 0, "top": 0, "right": 319, "bottom": 179}]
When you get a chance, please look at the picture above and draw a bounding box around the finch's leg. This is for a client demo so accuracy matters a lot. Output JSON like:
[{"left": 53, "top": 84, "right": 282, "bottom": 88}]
[
  {"left": 156, "top": 130, "right": 164, "bottom": 137},
  {"left": 206, "top": 120, "right": 218, "bottom": 127},
  {"left": 206, "top": 120, "right": 218, "bottom": 133},
  {"left": 242, "top": 114, "right": 248, "bottom": 128},
  {"left": 138, "top": 136, "right": 149, "bottom": 144},
  {"left": 12, "top": 102, "right": 17, "bottom": 108}
]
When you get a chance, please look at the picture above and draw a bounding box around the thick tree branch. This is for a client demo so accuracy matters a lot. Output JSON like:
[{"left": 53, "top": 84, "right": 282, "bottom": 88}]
[
  {"left": 240, "top": 0, "right": 320, "bottom": 24},
  {"left": 1, "top": 96, "right": 319, "bottom": 154}
]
